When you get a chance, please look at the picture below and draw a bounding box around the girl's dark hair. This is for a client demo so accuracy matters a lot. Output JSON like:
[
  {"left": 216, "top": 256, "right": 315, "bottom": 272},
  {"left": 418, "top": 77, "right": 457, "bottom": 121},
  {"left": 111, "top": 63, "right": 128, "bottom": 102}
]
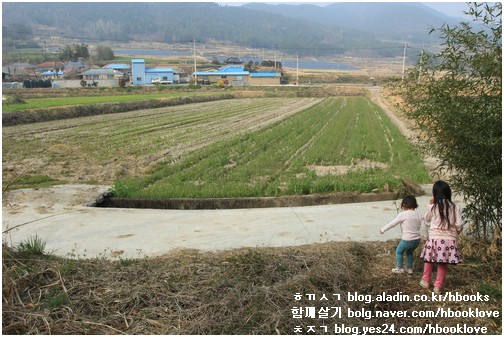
[
  {"left": 432, "top": 180, "right": 455, "bottom": 228},
  {"left": 401, "top": 195, "right": 418, "bottom": 209}
]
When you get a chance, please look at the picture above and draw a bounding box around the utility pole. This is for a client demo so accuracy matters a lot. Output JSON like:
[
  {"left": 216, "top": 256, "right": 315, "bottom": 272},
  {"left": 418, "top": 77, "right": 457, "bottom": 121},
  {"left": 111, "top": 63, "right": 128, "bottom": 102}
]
[
  {"left": 193, "top": 37, "right": 197, "bottom": 85},
  {"left": 401, "top": 43, "right": 407, "bottom": 82},
  {"left": 296, "top": 54, "right": 299, "bottom": 85}
]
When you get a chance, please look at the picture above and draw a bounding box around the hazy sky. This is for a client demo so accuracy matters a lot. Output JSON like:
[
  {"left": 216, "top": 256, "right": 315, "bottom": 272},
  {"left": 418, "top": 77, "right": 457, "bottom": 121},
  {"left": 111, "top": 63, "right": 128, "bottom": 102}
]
[{"left": 421, "top": 2, "right": 470, "bottom": 18}]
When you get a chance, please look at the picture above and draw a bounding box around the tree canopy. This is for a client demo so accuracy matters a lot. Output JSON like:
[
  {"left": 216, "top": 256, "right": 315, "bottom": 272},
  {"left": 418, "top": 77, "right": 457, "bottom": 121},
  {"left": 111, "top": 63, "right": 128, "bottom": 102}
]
[
  {"left": 95, "top": 46, "right": 114, "bottom": 61},
  {"left": 59, "top": 44, "right": 90, "bottom": 62},
  {"left": 401, "top": 3, "right": 501, "bottom": 246}
]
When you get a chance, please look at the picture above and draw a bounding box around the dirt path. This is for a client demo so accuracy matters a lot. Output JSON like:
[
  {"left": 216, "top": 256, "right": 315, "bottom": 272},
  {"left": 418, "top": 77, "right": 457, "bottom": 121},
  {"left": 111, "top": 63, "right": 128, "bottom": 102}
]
[
  {"left": 368, "top": 87, "right": 440, "bottom": 179},
  {"left": 368, "top": 87, "right": 414, "bottom": 139}
]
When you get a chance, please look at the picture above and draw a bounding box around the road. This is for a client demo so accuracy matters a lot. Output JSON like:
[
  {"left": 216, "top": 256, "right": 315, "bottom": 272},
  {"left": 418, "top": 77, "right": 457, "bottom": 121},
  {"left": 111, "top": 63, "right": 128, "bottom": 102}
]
[{"left": 2, "top": 184, "right": 443, "bottom": 259}]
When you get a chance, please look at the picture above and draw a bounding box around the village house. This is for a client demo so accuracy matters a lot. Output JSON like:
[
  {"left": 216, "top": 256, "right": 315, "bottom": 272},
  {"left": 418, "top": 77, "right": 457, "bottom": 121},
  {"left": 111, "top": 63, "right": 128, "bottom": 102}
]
[
  {"left": 3, "top": 62, "right": 35, "bottom": 77},
  {"left": 36, "top": 61, "right": 64, "bottom": 72},
  {"left": 64, "top": 60, "right": 86, "bottom": 72},
  {"left": 194, "top": 65, "right": 249, "bottom": 85},
  {"left": 103, "top": 63, "right": 130, "bottom": 75},
  {"left": 131, "top": 59, "right": 178, "bottom": 85},
  {"left": 194, "top": 65, "right": 281, "bottom": 86},
  {"left": 41, "top": 71, "right": 64, "bottom": 80},
  {"left": 77, "top": 68, "right": 124, "bottom": 87},
  {"left": 79, "top": 68, "right": 123, "bottom": 81}
]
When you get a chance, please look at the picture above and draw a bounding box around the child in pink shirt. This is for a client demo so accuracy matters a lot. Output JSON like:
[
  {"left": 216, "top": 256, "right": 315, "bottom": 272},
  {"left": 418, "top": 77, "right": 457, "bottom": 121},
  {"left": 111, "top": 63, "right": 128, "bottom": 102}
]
[{"left": 420, "top": 180, "right": 463, "bottom": 294}]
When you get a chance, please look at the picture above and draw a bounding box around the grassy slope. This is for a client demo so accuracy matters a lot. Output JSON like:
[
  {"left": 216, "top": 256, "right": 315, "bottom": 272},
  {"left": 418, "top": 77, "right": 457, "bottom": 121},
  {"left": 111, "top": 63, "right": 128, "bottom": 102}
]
[{"left": 2, "top": 240, "right": 501, "bottom": 334}]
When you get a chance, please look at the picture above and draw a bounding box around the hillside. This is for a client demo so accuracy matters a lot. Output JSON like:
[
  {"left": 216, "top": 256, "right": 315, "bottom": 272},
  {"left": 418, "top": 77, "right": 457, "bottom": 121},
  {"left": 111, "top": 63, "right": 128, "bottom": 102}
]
[
  {"left": 243, "top": 2, "right": 460, "bottom": 44},
  {"left": 2, "top": 2, "right": 461, "bottom": 57}
]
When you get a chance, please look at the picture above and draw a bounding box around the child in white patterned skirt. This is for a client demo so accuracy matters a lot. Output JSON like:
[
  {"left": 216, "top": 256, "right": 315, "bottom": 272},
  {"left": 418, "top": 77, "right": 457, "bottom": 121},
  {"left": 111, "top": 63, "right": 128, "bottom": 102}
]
[{"left": 419, "top": 180, "right": 463, "bottom": 294}]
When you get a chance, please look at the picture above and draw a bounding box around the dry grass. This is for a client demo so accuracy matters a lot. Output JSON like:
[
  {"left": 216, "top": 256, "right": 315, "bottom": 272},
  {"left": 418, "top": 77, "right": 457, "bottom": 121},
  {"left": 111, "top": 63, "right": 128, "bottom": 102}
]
[{"left": 2, "top": 240, "right": 501, "bottom": 335}]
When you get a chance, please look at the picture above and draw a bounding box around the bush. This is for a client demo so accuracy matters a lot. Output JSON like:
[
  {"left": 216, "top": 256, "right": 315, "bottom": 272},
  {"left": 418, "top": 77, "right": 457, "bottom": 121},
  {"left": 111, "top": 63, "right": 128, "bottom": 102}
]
[
  {"left": 400, "top": 3, "right": 501, "bottom": 241},
  {"left": 2, "top": 95, "right": 25, "bottom": 105}
]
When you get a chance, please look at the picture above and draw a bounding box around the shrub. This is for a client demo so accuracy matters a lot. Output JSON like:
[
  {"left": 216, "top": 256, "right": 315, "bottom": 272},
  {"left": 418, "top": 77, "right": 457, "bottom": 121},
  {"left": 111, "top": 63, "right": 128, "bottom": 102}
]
[
  {"left": 17, "top": 235, "right": 46, "bottom": 256},
  {"left": 400, "top": 3, "right": 501, "bottom": 241},
  {"left": 2, "top": 95, "right": 25, "bottom": 105}
]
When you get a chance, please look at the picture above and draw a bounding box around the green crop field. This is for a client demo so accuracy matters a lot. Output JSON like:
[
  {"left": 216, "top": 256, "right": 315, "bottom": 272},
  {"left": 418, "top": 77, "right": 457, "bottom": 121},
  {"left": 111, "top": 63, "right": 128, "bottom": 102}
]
[
  {"left": 3, "top": 95, "right": 429, "bottom": 194},
  {"left": 2, "top": 92, "right": 218, "bottom": 111},
  {"left": 113, "top": 96, "right": 430, "bottom": 198}
]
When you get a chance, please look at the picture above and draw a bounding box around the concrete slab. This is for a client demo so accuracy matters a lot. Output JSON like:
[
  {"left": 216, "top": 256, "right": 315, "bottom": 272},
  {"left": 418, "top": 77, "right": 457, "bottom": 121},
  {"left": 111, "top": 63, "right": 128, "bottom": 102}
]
[{"left": 2, "top": 184, "right": 447, "bottom": 259}]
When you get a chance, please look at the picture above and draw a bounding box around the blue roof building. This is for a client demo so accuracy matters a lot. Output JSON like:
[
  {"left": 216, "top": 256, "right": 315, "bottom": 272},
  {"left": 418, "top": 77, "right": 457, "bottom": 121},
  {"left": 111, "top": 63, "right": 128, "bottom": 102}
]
[
  {"left": 41, "top": 71, "right": 64, "bottom": 79},
  {"left": 194, "top": 65, "right": 249, "bottom": 77},
  {"left": 250, "top": 72, "right": 280, "bottom": 77},
  {"left": 131, "top": 59, "right": 281, "bottom": 86},
  {"left": 194, "top": 65, "right": 249, "bottom": 85},
  {"left": 103, "top": 63, "right": 130, "bottom": 71},
  {"left": 249, "top": 72, "right": 282, "bottom": 85},
  {"left": 194, "top": 65, "right": 281, "bottom": 85},
  {"left": 131, "top": 59, "right": 174, "bottom": 85}
]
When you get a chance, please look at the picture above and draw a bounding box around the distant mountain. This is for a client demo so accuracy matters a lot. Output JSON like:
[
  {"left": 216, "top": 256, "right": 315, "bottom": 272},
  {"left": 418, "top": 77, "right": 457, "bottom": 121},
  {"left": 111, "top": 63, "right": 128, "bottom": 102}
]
[
  {"left": 242, "top": 2, "right": 460, "bottom": 44},
  {"left": 2, "top": 2, "right": 460, "bottom": 58}
]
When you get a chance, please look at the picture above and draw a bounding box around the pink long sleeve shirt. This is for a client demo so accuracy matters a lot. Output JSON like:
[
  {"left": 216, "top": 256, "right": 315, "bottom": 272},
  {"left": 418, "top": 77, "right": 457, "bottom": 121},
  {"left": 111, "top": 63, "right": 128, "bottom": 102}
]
[
  {"left": 424, "top": 202, "right": 463, "bottom": 240},
  {"left": 381, "top": 210, "right": 422, "bottom": 241}
]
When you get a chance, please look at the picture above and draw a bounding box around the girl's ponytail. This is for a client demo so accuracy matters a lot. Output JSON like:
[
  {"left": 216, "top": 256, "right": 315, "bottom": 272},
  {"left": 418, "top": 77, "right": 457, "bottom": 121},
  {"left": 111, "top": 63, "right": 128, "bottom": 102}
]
[{"left": 432, "top": 180, "right": 455, "bottom": 229}]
